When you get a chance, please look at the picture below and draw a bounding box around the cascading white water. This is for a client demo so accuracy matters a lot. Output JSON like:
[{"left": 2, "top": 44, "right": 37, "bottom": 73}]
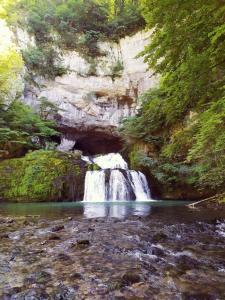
[
  {"left": 108, "top": 170, "right": 131, "bottom": 201},
  {"left": 92, "top": 153, "right": 128, "bottom": 170},
  {"left": 130, "top": 171, "right": 151, "bottom": 201},
  {"left": 83, "top": 170, "right": 106, "bottom": 202},
  {"left": 82, "top": 153, "right": 128, "bottom": 170},
  {"left": 82, "top": 153, "right": 152, "bottom": 202}
]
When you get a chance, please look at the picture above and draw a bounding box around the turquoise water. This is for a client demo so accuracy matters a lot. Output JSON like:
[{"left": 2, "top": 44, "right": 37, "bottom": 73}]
[{"left": 0, "top": 200, "right": 192, "bottom": 219}]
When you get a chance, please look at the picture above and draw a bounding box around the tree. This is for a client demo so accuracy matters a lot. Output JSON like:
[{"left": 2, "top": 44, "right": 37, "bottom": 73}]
[
  {"left": 0, "top": 19, "right": 59, "bottom": 158},
  {"left": 121, "top": 0, "right": 225, "bottom": 193}
]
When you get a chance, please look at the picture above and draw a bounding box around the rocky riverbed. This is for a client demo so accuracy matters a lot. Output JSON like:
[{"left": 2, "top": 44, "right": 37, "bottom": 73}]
[{"left": 0, "top": 208, "right": 225, "bottom": 300}]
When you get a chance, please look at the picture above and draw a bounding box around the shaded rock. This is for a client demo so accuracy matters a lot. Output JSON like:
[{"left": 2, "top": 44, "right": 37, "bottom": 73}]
[
  {"left": 24, "top": 271, "right": 52, "bottom": 285},
  {"left": 151, "top": 246, "right": 165, "bottom": 257},
  {"left": 70, "top": 272, "right": 83, "bottom": 280},
  {"left": 35, "top": 271, "right": 52, "bottom": 284},
  {"left": 121, "top": 271, "right": 142, "bottom": 286},
  {"left": 152, "top": 232, "right": 168, "bottom": 243},
  {"left": 88, "top": 226, "right": 95, "bottom": 232},
  {"left": 75, "top": 239, "right": 90, "bottom": 249},
  {"left": 57, "top": 253, "right": 72, "bottom": 261},
  {"left": 22, "top": 220, "right": 30, "bottom": 226},
  {"left": 8, "top": 288, "right": 50, "bottom": 300},
  {"left": 51, "top": 225, "right": 64, "bottom": 232},
  {"left": 57, "top": 253, "right": 73, "bottom": 265},
  {"left": 6, "top": 218, "right": 15, "bottom": 224},
  {"left": 175, "top": 255, "right": 199, "bottom": 271},
  {"left": 52, "top": 284, "right": 76, "bottom": 300},
  {"left": 182, "top": 292, "right": 216, "bottom": 300},
  {"left": 0, "top": 233, "right": 9, "bottom": 239},
  {"left": 96, "top": 283, "right": 108, "bottom": 295},
  {"left": 48, "top": 234, "right": 61, "bottom": 241}
]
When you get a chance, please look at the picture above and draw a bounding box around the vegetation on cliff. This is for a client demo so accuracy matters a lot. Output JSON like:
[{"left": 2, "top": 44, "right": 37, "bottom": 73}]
[
  {"left": 0, "top": 150, "right": 87, "bottom": 202},
  {"left": 121, "top": 0, "right": 225, "bottom": 198},
  {"left": 2, "top": 0, "right": 144, "bottom": 78},
  {"left": 0, "top": 19, "right": 59, "bottom": 159}
]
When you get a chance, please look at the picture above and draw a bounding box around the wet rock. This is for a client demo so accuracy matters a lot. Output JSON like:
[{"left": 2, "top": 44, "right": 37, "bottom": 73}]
[
  {"left": 121, "top": 271, "right": 142, "bottom": 286},
  {"left": 22, "top": 219, "right": 30, "bottom": 226},
  {"left": 141, "top": 262, "right": 158, "bottom": 274},
  {"left": 48, "top": 233, "right": 61, "bottom": 241},
  {"left": 57, "top": 253, "right": 71, "bottom": 260},
  {"left": 9, "top": 288, "right": 50, "bottom": 300},
  {"left": 151, "top": 246, "right": 165, "bottom": 257},
  {"left": 1, "top": 287, "right": 23, "bottom": 300},
  {"left": 52, "top": 284, "right": 76, "bottom": 300},
  {"left": 0, "top": 261, "right": 11, "bottom": 274},
  {"left": 51, "top": 225, "right": 64, "bottom": 232},
  {"left": 96, "top": 283, "right": 108, "bottom": 295},
  {"left": 108, "top": 280, "right": 123, "bottom": 291},
  {"left": 70, "top": 272, "right": 83, "bottom": 280},
  {"left": 10, "top": 247, "right": 22, "bottom": 261},
  {"left": 75, "top": 239, "right": 90, "bottom": 249},
  {"left": 175, "top": 255, "right": 199, "bottom": 271},
  {"left": 0, "top": 233, "right": 9, "bottom": 239},
  {"left": 152, "top": 232, "right": 168, "bottom": 243},
  {"left": 57, "top": 253, "right": 73, "bottom": 265},
  {"left": 77, "top": 239, "right": 90, "bottom": 245},
  {"left": 88, "top": 226, "right": 95, "bottom": 232},
  {"left": 182, "top": 292, "right": 216, "bottom": 300},
  {"left": 6, "top": 218, "right": 15, "bottom": 224},
  {"left": 24, "top": 271, "right": 52, "bottom": 285},
  {"left": 35, "top": 271, "right": 52, "bottom": 284}
]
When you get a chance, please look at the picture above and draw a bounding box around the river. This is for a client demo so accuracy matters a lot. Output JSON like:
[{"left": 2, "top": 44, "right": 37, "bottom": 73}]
[{"left": 0, "top": 200, "right": 224, "bottom": 299}]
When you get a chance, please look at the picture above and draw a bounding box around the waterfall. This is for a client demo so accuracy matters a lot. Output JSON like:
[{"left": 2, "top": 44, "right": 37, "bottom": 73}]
[
  {"left": 130, "top": 171, "right": 151, "bottom": 201},
  {"left": 108, "top": 170, "right": 134, "bottom": 201},
  {"left": 92, "top": 153, "right": 128, "bottom": 170},
  {"left": 82, "top": 153, "right": 152, "bottom": 202},
  {"left": 83, "top": 170, "right": 106, "bottom": 202}
]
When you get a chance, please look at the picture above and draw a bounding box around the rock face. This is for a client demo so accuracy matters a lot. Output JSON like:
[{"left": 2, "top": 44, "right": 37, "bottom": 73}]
[
  {"left": 0, "top": 150, "right": 88, "bottom": 202},
  {"left": 24, "top": 31, "right": 158, "bottom": 154}
]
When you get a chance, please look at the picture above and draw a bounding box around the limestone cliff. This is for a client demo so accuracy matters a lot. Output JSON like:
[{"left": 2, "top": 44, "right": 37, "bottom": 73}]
[{"left": 22, "top": 31, "right": 158, "bottom": 153}]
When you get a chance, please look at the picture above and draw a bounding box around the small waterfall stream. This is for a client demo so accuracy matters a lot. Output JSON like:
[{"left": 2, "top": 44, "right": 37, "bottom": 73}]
[{"left": 82, "top": 153, "right": 152, "bottom": 201}]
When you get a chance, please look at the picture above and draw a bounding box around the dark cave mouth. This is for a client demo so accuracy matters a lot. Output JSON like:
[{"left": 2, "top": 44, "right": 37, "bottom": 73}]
[{"left": 59, "top": 128, "right": 123, "bottom": 156}]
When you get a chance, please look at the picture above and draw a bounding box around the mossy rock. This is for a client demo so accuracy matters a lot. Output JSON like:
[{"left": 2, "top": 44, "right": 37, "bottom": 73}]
[{"left": 0, "top": 150, "right": 88, "bottom": 202}]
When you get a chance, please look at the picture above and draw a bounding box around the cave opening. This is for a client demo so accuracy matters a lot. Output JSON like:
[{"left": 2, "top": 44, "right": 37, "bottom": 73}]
[{"left": 60, "top": 128, "right": 123, "bottom": 156}]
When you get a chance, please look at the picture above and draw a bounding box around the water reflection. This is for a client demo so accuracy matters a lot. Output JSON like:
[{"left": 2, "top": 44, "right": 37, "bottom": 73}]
[
  {"left": 83, "top": 201, "right": 151, "bottom": 218},
  {"left": 0, "top": 200, "right": 192, "bottom": 219}
]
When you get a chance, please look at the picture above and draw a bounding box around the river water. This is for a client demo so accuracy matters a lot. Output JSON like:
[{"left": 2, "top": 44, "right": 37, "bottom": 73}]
[
  {"left": 0, "top": 200, "right": 188, "bottom": 219},
  {"left": 0, "top": 200, "right": 225, "bottom": 299}
]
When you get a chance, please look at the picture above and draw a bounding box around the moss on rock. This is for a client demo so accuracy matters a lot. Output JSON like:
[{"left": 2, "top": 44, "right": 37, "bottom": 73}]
[{"left": 0, "top": 150, "right": 88, "bottom": 202}]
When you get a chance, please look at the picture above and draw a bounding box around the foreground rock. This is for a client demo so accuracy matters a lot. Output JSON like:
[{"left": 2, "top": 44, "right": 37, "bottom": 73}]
[
  {"left": 0, "top": 212, "right": 224, "bottom": 299},
  {"left": 0, "top": 150, "right": 88, "bottom": 202}
]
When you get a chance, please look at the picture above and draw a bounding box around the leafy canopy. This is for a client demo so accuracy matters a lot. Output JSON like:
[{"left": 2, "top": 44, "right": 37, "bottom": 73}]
[
  {"left": 121, "top": 0, "right": 225, "bottom": 193},
  {"left": 0, "top": 20, "right": 59, "bottom": 158},
  {"left": 5, "top": 0, "right": 144, "bottom": 78}
]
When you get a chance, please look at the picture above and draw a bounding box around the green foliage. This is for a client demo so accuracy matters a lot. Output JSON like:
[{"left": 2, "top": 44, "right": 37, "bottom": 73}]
[
  {"left": 22, "top": 46, "right": 67, "bottom": 79},
  {"left": 121, "top": 0, "right": 225, "bottom": 195},
  {"left": 0, "top": 21, "right": 24, "bottom": 102},
  {"left": 187, "top": 99, "right": 225, "bottom": 190},
  {"left": 6, "top": 0, "right": 144, "bottom": 78},
  {"left": 0, "top": 100, "right": 59, "bottom": 158},
  {"left": 129, "top": 149, "right": 198, "bottom": 194},
  {"left": 0, "top": 21, "right": 59, "bottom": 158},
  {"left": 38, "top": 97, "right": 60, "bottom": 120},
  {"left": 87, "top": 58, "right": 98, "bottom": 76},
  {"left": 107, "top": 0, "right": 145, "bottom": 40},
  {"left": 110, "top": 60, "right": 124, "bottom": 81},
  {"left": 0, "top": 150, "right": 85, "bottom": 202}
]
